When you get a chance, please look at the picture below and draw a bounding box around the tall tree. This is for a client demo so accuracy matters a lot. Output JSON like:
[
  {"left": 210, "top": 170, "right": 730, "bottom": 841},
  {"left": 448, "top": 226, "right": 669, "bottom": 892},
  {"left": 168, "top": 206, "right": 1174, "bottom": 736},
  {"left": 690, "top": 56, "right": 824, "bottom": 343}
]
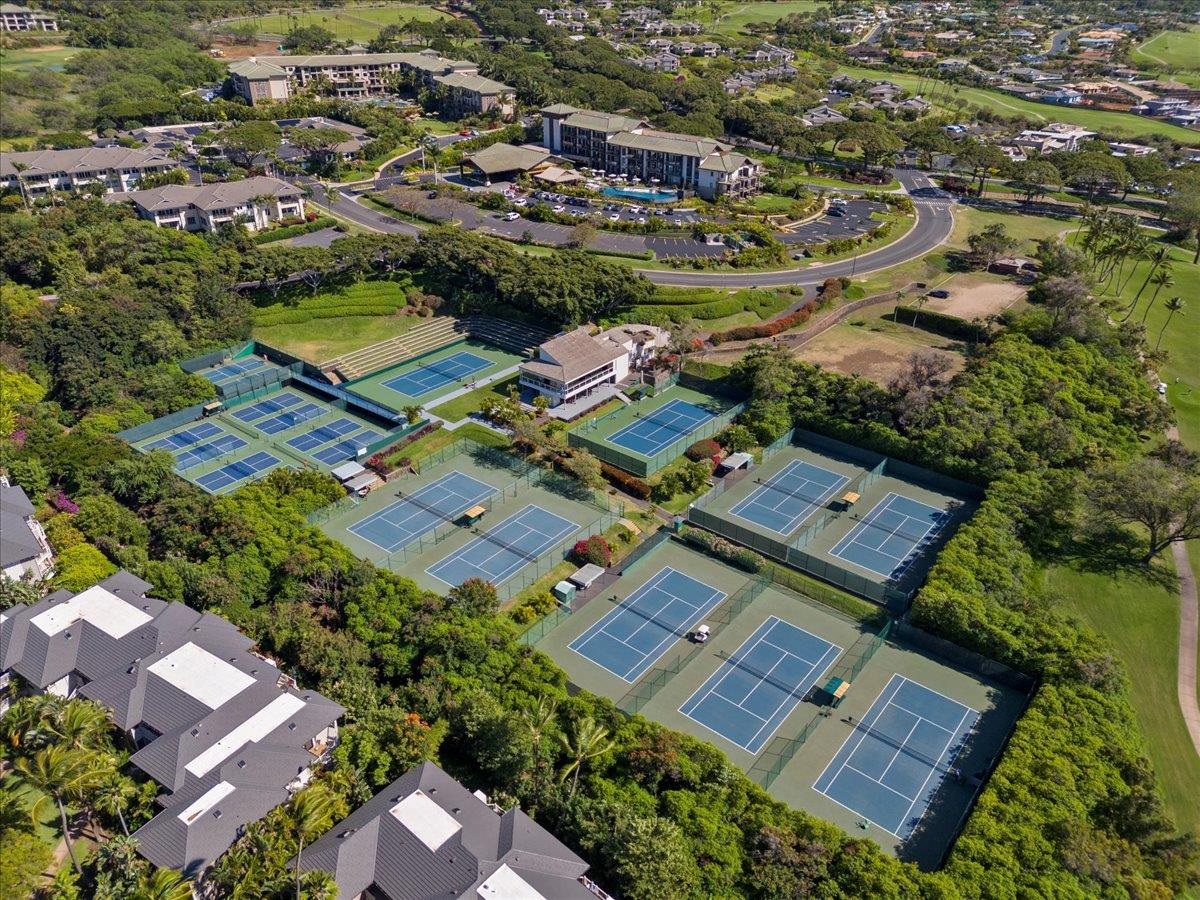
[
  {"left": 558, "top": 716, "right": 614, "bottom": 796},
  {"left": 1085, "top": 457, "right": 1200, "bottom": 562},
  {"left": 13, "top": 746, "right": 107, "bottom": 874},
  {"left": 216, "top": 121, "right": 282, "bottom": 170}
]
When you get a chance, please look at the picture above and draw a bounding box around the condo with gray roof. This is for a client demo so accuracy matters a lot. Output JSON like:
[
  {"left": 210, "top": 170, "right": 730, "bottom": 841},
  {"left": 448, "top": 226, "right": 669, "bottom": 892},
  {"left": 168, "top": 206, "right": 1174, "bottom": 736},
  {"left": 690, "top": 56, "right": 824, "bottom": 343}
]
[
  {"left": 0, "top": 146, "right": 181, "bottom": 197},
  {"left": 296, "top": 760, "right": 607, "bottom": 900},
  {"left": 227, "top": 50, "right": 514, "bottom": 117},
  {"left": 1, "top": 476, "right": 53, "bottom": 583},
  {"left": 540, "top": 104, "right": 760, "bottom": 200},
  {"left": 105, "top": 176, "right": 307, "bottom": 233},
  {"left": 0, "top": 571, "right": 343, "bottom": 875}
]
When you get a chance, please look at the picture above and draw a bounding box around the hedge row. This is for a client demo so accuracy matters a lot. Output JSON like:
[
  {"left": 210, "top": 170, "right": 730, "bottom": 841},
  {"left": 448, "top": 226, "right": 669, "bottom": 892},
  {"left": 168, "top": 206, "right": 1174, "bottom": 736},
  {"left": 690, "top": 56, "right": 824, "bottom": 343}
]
[
  {"left": 254, "top": 303, "right": 402, "bottom": 327},
  {"left": 893, "top": 305, "right": 991, "bottom": 342},
  {"left": 681, "top": 527, "right": 765, "bottom": 572},
  {"left": 709, "top": 300, "right": 819, "bottom": 344},
  {"left": 635, "top": 296, "right": 748, "bottom": 321},
  {"left": 599, "top": 461, "right": 652, "bottom": 499},
  {"left": 252, "top": 216, "right": 338, "bottom": 244}
]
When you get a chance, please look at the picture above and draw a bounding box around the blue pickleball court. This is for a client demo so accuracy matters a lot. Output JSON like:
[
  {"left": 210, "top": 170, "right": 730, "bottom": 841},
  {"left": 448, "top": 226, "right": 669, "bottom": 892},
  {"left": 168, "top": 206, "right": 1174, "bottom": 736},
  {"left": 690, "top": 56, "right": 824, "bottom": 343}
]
[
  {"left": 679, "top": 616, "right": 841, "bottom": 754},
  {"left": 813, "top": 674, "right": 979, "bottom": 839},
  {"left": 381, "top": 351, "right": 492, "bottom": 398},
  {"left": 195, "top": 451, "right": 282, "bottom": 493},
  {"left": 569, "top": 567, "right": 728, "bottom": 682}
]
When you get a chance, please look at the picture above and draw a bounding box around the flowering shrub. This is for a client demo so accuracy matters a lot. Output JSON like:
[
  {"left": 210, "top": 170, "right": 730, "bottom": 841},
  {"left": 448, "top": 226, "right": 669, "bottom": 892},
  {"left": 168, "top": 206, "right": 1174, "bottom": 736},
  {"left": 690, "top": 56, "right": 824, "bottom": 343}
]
[
  {"left": 572, "top": 535, "right": 612, "bottom": 567},
  {"left": 52, "top": 490, "right": 78, "bottom": 514}
]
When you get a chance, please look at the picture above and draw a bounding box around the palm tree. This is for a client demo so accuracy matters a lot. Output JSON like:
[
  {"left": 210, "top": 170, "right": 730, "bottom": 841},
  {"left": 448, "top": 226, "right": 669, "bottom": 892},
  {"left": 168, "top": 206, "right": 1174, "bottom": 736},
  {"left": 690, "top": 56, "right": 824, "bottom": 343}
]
[
  {"left": 2, "top": 694, "right": 63, "bottom": 751},
  {"left": 558, "top": 717, "right": 614, "bottom": 797},
  {"left": 1141, "top": 270, "right": 1174, "bottom": 323},
  {"left": 136, "top": 867, "right": 194, "bottom": 900},
  {"left": 911, "top": 294, "right": 928, "bottom": 327},
  {"left": 14, "top": 745, "right": 106, "bottom": 874},
  {"left": 52, "top": 700, "right": 113, "bottom": 751},
  {"left": 290, "top": 787, "right": 340, "bottom": 899},
  {"left": 1124, "top": 247, "right": 1171, "bottom": 319},
  {"left": 0, "top": 781, "right": 34, "bottom": 835},
  {"left": 1156, "top": 297, "right": 1184, "bottom": 351},
  {"left": 522, "top": 695, "right": 560, "bottom": 783},
  {"left": 93, "top": 770, "right": 137, "bottom": 836}
]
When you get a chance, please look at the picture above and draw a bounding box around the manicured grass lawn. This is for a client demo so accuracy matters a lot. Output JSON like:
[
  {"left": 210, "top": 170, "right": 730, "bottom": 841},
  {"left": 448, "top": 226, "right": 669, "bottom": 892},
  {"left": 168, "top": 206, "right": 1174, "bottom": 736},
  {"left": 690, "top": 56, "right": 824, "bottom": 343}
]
[
  {"left": 390, "top": 422, "right": 508, "bottom": 467},
  {"left": 428, "top": 375, "right": 519, "bottom": 422},
  {"left": 1131, "top": 26, "right": 1200, "bottom": 72},
  {"left": 237, "top": 3, "right": 450, "bottom": 41},
  {"left": 821, "top": 59, "right": 1200, "bottom": 143},
  {"left": 1047, "top": 561, "right": 1200, "bottom": 836},
  {"left": 0, "top": 45, "right": 80, "bottom": 73},
  {"left": 710, "top": 1, "right": 824, "bottom": 35},
  {"left": 253, "top": 313, "right": 424, "bottom": 363}
]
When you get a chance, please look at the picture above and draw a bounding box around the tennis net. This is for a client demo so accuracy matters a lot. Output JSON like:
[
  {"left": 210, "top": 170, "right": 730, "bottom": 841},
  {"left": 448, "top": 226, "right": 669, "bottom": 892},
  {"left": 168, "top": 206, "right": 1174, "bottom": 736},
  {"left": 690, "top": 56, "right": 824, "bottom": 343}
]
[
  {"left": 849, "top": 510, "right": 949, "bottom": 545},
  {"left": 395, "top": 488, "right": 487, "bottom": 526},
  {"left": 752, "top": 475, "right": 838, "bottom": 509},
  {"left": 848, "top": 721, "right": 967, "bottom": 777}
]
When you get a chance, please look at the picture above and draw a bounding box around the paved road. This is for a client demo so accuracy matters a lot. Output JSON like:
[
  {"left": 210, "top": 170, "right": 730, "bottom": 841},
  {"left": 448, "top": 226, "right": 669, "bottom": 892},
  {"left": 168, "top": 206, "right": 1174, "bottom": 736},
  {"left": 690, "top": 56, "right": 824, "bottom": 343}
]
[
  {"left": 315, "top": 168, "right": 954, "bottom": 288},
  {"left": 638, "top": 171, "right": 954, "bottom": 287},
  {"left": 1050, "top": 26, "right": 1077, "bottom": 54}
]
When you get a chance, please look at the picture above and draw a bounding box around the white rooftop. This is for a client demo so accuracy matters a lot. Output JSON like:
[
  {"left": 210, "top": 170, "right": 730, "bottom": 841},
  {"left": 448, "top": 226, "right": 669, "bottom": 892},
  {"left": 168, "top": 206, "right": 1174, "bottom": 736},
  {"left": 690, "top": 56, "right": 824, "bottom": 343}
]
[
  {"left": 389, "top": 789, "right": 462, "bottom": 852},
  {"left": 186, "top": 692, "right": 306, "bottom": 777},
  {"left": 477, "top": 864, "right": 547, "bottom": 900},
  {"left": 147, "top": 642, "right": 256, "bottom": 710},
  {"left": 177, "top": 781, "right": 237, "bottom": 825},
  {"left": 29, "top": 585, "right": 152, "bottom": 638}
]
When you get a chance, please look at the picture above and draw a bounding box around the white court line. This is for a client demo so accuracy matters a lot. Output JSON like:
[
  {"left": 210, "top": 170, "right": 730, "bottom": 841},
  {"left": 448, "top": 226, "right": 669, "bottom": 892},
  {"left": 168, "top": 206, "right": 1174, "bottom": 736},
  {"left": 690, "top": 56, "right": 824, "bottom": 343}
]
[
  {"left": 426, "top": 506, "right": 576, "bottom": 587},
  {"left": 898, "top": 705, "right": 973, "bottom": 830},
  {"left": 830, "top": 493, "right": 943, "bottom": 572},
  {"left": 729, "top": 461, "right": 848, "bottom": 535},
  {"left": 742, "top": 639, "right": 842, "bottom": 750},
  {"left": 813, "top": 674, "right": 905, "bottom": 793},
  {"left": 570, "top": 567, "right": 725, "bottom": 682},
  {"left": 845, "top": 763, "right": 919, "bottom": 803},
  {"left": 349, "top": 472, "right": 494, "bottom": 552},
  {"left": 679, "top": 616, "right": 842, "bottom": 752}
]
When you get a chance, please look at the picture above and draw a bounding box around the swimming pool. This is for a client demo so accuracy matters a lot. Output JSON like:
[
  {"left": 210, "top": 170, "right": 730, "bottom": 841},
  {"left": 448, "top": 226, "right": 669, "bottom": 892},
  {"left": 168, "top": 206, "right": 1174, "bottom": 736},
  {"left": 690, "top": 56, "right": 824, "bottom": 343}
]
[{"left": 601, "top": 185, "right": 680, "bottom": 203}]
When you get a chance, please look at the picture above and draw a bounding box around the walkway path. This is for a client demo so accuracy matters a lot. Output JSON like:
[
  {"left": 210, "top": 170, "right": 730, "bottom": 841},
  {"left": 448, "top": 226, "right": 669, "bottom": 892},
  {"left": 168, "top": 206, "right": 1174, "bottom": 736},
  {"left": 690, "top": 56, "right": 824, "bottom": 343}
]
[{"left": 1168, "top": 424, "right": 1200, "bottom": 758}]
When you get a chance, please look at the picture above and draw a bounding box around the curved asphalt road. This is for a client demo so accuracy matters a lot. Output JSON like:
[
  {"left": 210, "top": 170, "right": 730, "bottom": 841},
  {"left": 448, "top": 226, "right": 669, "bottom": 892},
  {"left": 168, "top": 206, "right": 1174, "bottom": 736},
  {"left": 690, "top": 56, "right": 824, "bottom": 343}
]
[{"left": 325, "top": 168, "right": 954, "bottom": 288}]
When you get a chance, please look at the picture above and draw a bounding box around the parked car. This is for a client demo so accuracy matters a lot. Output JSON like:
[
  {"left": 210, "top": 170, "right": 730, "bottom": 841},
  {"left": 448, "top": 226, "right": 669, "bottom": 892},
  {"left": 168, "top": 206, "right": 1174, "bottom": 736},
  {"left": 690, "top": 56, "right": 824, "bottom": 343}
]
[
  {"left": 609, "top": 213, "right": 620, "bottom": 221},
  {"left": 503, "top": 212, "right": 520, "bottom": 221},
  {"left": 458, "top": 129, "right": 472, "bottom": 136},
  {"left": 928, "top": 289, "right": 950, "bottom": 298},
  {"left": 552, "top": 204, "right": 566, "bottom": 213},
  {"left": 514, "top": 198, "right": 528, "bottom": 207}
]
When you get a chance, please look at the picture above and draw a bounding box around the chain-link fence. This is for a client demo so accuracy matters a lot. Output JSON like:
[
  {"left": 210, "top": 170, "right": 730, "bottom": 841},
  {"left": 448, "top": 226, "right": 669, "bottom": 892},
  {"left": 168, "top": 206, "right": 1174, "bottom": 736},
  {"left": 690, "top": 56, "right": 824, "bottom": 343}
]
[{"left": 618, "top": 576, "right": 768, "bottom": 715}]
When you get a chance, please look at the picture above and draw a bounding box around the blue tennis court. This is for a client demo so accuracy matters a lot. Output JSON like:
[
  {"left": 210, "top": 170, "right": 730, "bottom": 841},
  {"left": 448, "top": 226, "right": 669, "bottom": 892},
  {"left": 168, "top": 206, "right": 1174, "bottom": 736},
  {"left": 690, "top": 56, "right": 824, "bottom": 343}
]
[
  {"left": 203, "top": 358, "right": 266, "bottom": 386},
  {"left": 814, "top": 675, "right": 979, "bottom": 839},
  {"left": 173, "top": 434, "right": 246, "bottom": 471},
  {"left": 312, "top": 429, "right": 385, "bottom": 466},
  {"left": 569, "top": 567, "right": 727, "bottom": 683},
  {"left": 830, "top": 493, "right": 949, "bottom": 579},
  {"left": 427, "top": 504, "right": 577, "bottom": 588},
  {"left": 607, "top": 399, "right": 716, "bottom": 457},
  {"left": 382, "top": 351, "right": 492, "bottom": 398},
  {"left": 349, "top": 471, "right": 497, "bottom": 552},
  {"left": 730, "top": 460, "right": 850, "bottom": 535},
  {"left": 195, "top": 451, "right": 281, "bottom": 493},
  {"left": 255, "top": 403, "right": 324, "bottom": 435},
  {"left": 230, "top": 392, "right": 304, "bottom": 423},
  {"left": 680, "top": 616, "right": 841, "bottom": 754},
  {"left": 285, "top": 417, "right": 360, "bottom": 453}
]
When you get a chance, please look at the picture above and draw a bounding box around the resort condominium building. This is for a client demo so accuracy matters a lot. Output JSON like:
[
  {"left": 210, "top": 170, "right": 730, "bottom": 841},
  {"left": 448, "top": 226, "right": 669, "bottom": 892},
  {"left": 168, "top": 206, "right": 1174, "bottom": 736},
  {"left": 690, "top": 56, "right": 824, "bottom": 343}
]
[
  {"left": 228, "top": 50, "right": 514, "bottom": 117},
  {"left": 540, "top": 104, "right": 761, "bottom": 200},
  {"left": 0, "top": 3, "right": 58, "bottom": 31},
  {"left": 0, "top": 147, "right": 180, "bottom": 197}
]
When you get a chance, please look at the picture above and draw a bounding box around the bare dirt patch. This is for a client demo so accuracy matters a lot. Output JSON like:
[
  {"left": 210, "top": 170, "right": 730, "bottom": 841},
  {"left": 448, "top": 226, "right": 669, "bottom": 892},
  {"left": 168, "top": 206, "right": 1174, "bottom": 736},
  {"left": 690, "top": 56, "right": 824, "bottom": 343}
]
[
  {"left": 928, "top": 274, "right": 1028, "bottom": 319},
  {"left": 210, "top": 37, "right": 280, "bottom": 60},
  {"left": 797, "top": 322, "right": 965, "bottom": 384}
]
